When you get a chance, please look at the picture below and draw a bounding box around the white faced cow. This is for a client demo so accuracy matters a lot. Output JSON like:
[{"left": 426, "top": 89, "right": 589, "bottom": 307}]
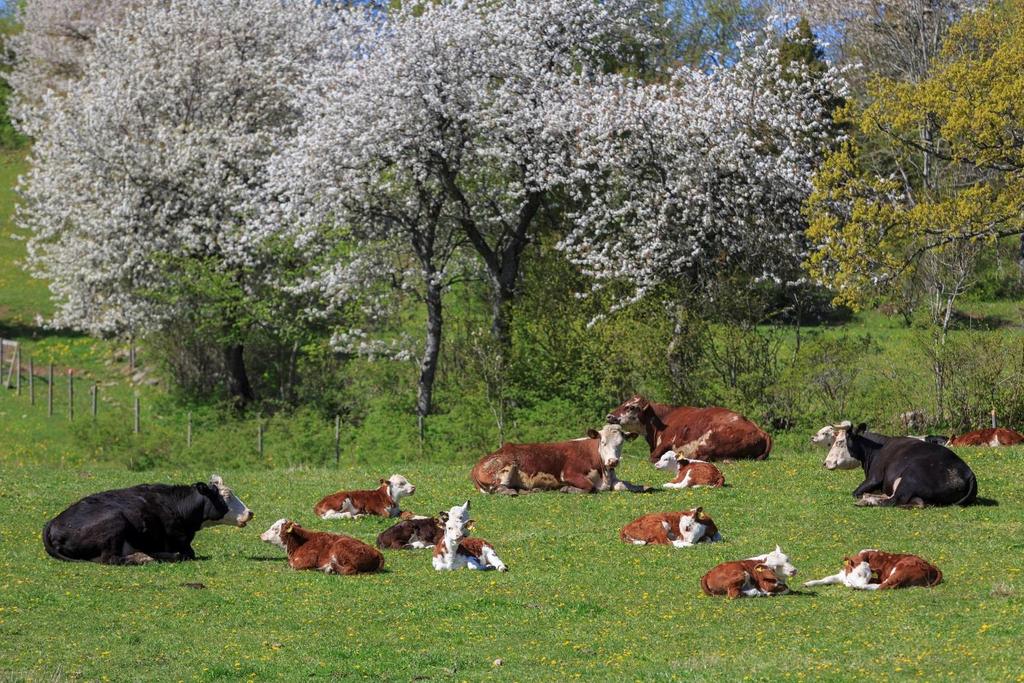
[
  {"left": 825, "top": 423, "right": 978, "bottom": 507},
  {"left": 471, "top": 424, "right": 648, "bottom": 495},
  {"left": 43, "top": 475, "right": 253, "bottom": 565}
]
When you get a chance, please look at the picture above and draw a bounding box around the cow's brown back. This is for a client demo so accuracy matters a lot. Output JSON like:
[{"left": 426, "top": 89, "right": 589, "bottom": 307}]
[
  {"left": 471, "top": 439, "right": 599, "bottom": 492},
  {"left": 657, "top": 406, "right": 772, "bottom": 462}
]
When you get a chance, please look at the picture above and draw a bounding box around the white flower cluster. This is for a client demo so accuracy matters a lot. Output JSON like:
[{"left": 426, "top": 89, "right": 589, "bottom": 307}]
[{"left": 558, "top": 28, "right": 848, "bottom": 311}]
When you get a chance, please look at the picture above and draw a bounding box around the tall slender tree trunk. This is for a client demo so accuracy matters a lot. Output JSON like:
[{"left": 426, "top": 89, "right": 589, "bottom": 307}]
[
  {"left": 225, "top": 344, "right": 254, "bottom": 408},
  {"left": 417, "top": 280, "right": 443, "bottom": 425}
]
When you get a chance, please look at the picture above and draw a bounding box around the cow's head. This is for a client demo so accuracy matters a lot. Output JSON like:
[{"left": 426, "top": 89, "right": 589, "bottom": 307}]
[
  {"left": 761, "top": 545, "right": 797, "bottom": 580},
  {"left": 654, "top": 451, "right": 682, "bottom": 474},
  {"left": 259, "top": 518, "right": 293, "bottom": 550},
  {"left": 811, "top": 425, "right": 836, "bottom": 447},
  {"left": 384, "top": 474, "right": 415, "bottom": 502},
  {"left": 605, "top": 395, "right": 651, "bottom": 433},
  {"left": 586, "top": 424, "right": 638, "bottom": 468},
  {"left": 844, "top": 560, "right": 874, "bottom": 588},
  {"left": 824, "top": 422, "right": 863, "bottom": 470},
  {"left": 200, "top": 475, "right": 253, "bottom": 527},
  {"left": 751, "top": 564, "right": 783, "bottom": 594},
  {"left": 440, "top": 501, "right": 472, "bottom": 543},
  {"left": 675, "top": 507, "right": 710, "bottom": 545}
]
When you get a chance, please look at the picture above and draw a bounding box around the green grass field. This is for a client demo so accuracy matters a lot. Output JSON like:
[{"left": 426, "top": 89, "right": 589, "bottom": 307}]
[{"left": 2, "top": 449, "right": 1022, "bottom": 681}]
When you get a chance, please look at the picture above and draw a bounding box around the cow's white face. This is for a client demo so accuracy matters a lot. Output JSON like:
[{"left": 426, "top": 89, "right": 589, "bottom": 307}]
[
  {"left": 762, "top": 545, "right": 797, "bottom": 579},
  {"left": 824, "top": 429, "right": 859, "bottom": 470},
  {"left": 676, "top": 510, "right": 707, "bottom": 545},
  {"left": 204, "top": 475, "right": 254, "bottom": 527},
  {"left": 845, "top": 561, "right": 873, "bottom": 588},
  {"left": 388, "top": 474, "right": 415, "bottom": 502},
  {"left": 587, "top": 424, "right": 635, "bottom": 468},
  {"left": 442, "top": 501, "right": 472, "bottom": 544},
  {"left": 811, "top": 425, "right": 836, "bottom": 447},
  {"left": 654, "top": 451, "right": 681, "bottom": 474},
  {"left": 260, "top": 518, "right": 289, "bottom": 550}
]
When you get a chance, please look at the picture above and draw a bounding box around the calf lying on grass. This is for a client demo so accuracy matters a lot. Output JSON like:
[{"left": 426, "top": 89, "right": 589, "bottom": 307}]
[
  {"left": 701, "top": 561, "right": 786, "bottom": 598},
  {"left": 314, "top": 474, "right": 415, "bottom": 519},
  {"left": 432, "top": 501, "right": 507, "bottom": 572},
  {"left": 376, "top": 516, "right": 444, "bottom": 550},
  {"left": 702, "top": 545, "right": 799, "bottom": 597},
  {"left": 653, "top": 452, "right": 725, "bottom": 488},
  {"left": 619, "top": 507, "right": 721, "bottom": 547},
  {"left": 260, "top": 519, "right": 384, "bottom": 575},
  {"left": 804, "top": 550, "right": 941, "bottom": 590}
]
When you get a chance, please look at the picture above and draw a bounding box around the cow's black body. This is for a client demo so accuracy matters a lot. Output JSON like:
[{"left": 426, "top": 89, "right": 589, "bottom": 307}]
[
  {"left": 44, "top": 482, "right": 231, "bottom": 564},
  {"left": 846, "top": 427, "right": 978, "bottom": 507},
  {"left": 376, "top": 517, "right": 443, "bottom": 550}
]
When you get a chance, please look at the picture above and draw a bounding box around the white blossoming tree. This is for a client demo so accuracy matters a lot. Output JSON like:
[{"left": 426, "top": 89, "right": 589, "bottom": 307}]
[
  {"left": 269, "top": 0, "right": 660, "bottom": 421},
  {"left": 19, "top": 0, "right": 344, "bottom": 405},
  {"left": 557, "top": 25, "right": 848, "bottom": 315}
]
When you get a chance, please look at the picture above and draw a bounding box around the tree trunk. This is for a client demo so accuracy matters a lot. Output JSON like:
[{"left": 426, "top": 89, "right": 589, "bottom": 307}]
[
  {"left": 417, "top": 281, "right": 443, "bottom": 423},
  {"left": 224, "top": 344, "right": 254, "bottom": 408}
]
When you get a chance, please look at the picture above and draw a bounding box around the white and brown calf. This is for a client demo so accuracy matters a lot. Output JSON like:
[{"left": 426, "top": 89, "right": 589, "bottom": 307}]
[
  {"left": 804, "top": 549, "right": 941, "bottom": 590},
  {"left": 314, "top": 474, "right": 415, "bottom": 519},
  {"left": 431, "top": 501, "right": 507, "bottom": 572},
  {"left": 260, "top": 519, "right": 384, "bottom": 575},
  {"left": 701, "top": 561, "right": 786, "bottom": 598},
  {"left": 619, "top": 507, "right": 721, "bottom": 547},
  {"left": 654, "top": 452, "right": 725, "bottom": 488}
]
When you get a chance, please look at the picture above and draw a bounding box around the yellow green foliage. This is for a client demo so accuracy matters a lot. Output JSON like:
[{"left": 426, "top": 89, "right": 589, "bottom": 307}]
[{"left": 805, "top": 0, "right": 1024, "bottom": 307}]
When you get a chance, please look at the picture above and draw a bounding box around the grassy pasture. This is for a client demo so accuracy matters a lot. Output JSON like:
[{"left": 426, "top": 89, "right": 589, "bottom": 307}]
[{"left": 1, "top": 445, "right": 1022, "bottom": 682}]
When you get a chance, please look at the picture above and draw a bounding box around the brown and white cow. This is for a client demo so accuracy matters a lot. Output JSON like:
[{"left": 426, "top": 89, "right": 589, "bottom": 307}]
[
  {"left": 653, "top": 452, "right": 725, "bottom": 488},
  {"left": 606, "top": 396, "right": 771, "bottom": 462},
  {"left": 949, "top": 427, "right": 1024, "bottom": 447},
  {"left": 314, "top": 474, "right": 415, "bottom": 519},
  {"left": 804, "top": 549, "right": 941, "bottom": 590},
  {"left": 376, "top": 516, "right": 444, "bottom": 550},
  {"left": 431, "top": 501, "right": 507, "bottom": 572},
  {"left": 260, "top": 519, "right": 385, "bottom": 575},
  {"left": 701, "top": 561, "right": 786, "bottom": 598},
  {"left": 620, "top": 507, "right": 721, "bottom": 547},
  {"left": 470, "top": 424, "right": 648, "bottom": 495}
]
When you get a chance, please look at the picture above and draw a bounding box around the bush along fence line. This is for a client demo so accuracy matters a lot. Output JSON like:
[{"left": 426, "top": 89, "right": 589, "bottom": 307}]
[{"left": 0, "top": 338, "right": 345, "bottom": 464}]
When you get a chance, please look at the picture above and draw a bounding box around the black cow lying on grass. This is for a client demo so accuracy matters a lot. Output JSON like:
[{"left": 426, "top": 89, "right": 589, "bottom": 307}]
[
  {"left": 824, "top": 423, "right": 978, "bottom": 507},
  {"left": 43, "top": 475, "right": 253, "bottom": 565}
]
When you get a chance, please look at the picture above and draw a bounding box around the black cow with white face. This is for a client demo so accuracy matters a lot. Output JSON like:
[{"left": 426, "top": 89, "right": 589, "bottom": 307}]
[
  {"left": 825, "top": 423, "right": 978, "bottom": 507},
  {"left": 43, "top": 475, "right": 253, "bottom": 565}
]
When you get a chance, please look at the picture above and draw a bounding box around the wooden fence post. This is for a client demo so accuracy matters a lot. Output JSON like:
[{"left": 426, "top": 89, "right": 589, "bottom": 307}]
[
  {"left": 257, "top": 422, "right": 264, "bottom": 458},
  {"left": 991, "top": 407, "right": 997, "bottom": 429},
  {"left": 14, "top": 345, "right": 20, "bottom": 396},
  {"left": 133, "top": 394, "right": 140, "bottom": 434},
  {"left": 334, "top": 415, "right": 341, "bottom": 466},
  {"left": 28, "top": 357, "right": 34, "bottom": 405},
  {"left": 67, "top": 369, "right": 73, "bottom": 421},
  {"left": 47, "top": 363, "right": 53, "bottom": 416},
  {"left": 90, "top": 383, "right": 97, "bottom": 419},
  {"left": 3, "top": 343, "right": 15, "bottom": 389}
]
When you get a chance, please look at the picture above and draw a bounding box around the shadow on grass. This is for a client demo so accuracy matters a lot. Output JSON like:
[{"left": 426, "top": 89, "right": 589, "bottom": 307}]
[{"left": 0, "top": 320, "right": 86, "bottom": 342}]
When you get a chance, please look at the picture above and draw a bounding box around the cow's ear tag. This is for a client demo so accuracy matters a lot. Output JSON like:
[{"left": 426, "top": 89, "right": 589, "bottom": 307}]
[
  {"left": 698, "top": 512, "right": 708, "bottom": 521},
  {"left": 466, "top": 520, "right": 476, "bottom": 530},
  {"left": 755, "top": 565, "right": 765, "bottom": 573},
  {"left": 285, "top": 524, "right": 295, "bottom": 534}
]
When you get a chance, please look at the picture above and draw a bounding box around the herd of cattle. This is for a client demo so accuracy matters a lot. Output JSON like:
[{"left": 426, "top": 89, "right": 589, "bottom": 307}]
[{"left": 43, "top": 395, "right": 1012, "bottom": 596}]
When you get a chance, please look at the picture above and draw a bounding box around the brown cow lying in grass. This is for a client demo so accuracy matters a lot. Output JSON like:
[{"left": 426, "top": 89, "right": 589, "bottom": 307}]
[
  {"left": 804, "top": 550, "right": 942, "bottom": 590},
  {"left": 607, "top": 395, "right": 771, "bottom": 462},
  {"left": 949, "top": 427, "right": 1024, "bottom": 447},
  {"left": 471, "top": 424, "right": 648, "bottom": 495},
  {"left": 260, "top": 519, "right": 384, "bottom": 575},
  {"left": 701, "top": 561, "right": 785, "bottom": 598},
  {"left": 620, "top": 507, "right": 721, "bottom": 547},
  {"left": 314, "top": 474, "right": 415, "bottom": 519},
  {"left": 376, "top": 516, "right": 444, "bottom": 550}
]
